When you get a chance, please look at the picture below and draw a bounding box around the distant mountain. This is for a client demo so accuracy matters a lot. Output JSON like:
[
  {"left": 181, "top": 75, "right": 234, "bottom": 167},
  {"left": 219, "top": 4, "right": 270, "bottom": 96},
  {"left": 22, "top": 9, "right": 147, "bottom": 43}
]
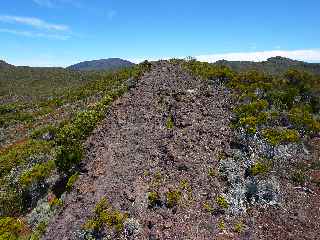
[
  {"left": 67, "top": 58, "right": 135, "bottom": 71},
  {"left": 0, "top": 60, "right": 14, "bottom": 69},
  {"left": 215, "top": 56, "right": 320, "bottom": 75}
]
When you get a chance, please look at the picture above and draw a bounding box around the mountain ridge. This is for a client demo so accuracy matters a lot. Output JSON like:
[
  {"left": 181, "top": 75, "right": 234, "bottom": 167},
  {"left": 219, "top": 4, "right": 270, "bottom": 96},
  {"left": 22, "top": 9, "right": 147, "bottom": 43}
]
[
  {"left": 66, "top": 58, "right": 136, "bottom": 71},
  {"left": 215, "top": 56, "right": 320, "bottom": 75}
]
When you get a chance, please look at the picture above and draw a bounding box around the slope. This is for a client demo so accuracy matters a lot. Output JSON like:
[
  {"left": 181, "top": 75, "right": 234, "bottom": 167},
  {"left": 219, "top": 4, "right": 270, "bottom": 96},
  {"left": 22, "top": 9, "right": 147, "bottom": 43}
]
[{"left": 44, "top": 61, "right": 234, "bottom": 239}]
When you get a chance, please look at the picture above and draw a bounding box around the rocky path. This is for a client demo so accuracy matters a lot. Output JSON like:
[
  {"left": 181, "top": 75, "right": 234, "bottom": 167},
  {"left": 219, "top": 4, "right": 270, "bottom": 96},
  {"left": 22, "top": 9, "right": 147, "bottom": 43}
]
[{"left": 44, "top": 61, "right": 234, "bottom": 239}]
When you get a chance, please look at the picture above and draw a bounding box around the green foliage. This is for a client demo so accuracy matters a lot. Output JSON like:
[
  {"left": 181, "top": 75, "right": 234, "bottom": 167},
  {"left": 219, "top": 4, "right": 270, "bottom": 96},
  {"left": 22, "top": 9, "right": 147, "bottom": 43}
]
[
  {"left": 147, "top": 191, "right": 161, "bottom": 208},
  {"left": 207, "top": 167, "right": 217, "bottom": 177},
  {"left": 234, "top": 221, "right": 244, "bottom": 233},
  {"left": 0, "top": 103, "right": 20, "bottom": 114},
  {"left": 0, "top": 140, "right": 53, "bottom": 177},
  {"left": 291, "top": 169, "right": 307, "bottom": 185},
  {"left": 56, "top": 110, "right": 103, "bottom": 145},
  {"left": 0, "top": 188, "right": 25, "bottom": 217},
  {"left": 0, "top": 217, "right": 27, "bottom": 239},
  {"left": 30, "top": 125, "right": 58, "bottom": 140},
  {"left": 228, "top": 70, "right": 273, "bottom": 93},
  {"left": 235, "top": 100, "right": 269, "bottom": 117},
  {"left": 28, "top": 221, "right": 47, "bottom": 240},
  {"left": 216, "top": 195, "right": 229, "bottom": 209},
  {"left": 262, "top": 128, "right": 300, "bottom": 145},
  {"left": 166, "top": 115, "right": 174, "bottom": 129},
  {"left": 55, "top": 143, "right": 83, "bottom": 173},
  {"left": 203, "top": 202, "right": 214, "bottom": 213},
  {"left": 183, "top": 60, "right": 234, "bottom": 82},
  {"left": 249, "top": 162, "right": 269, "bottom": 176},
  {"left": 217, "top": 218, "right": 225, "bottom": 231},
  {"left": 288, "top": 107, "right": 320, "bottom": 133},
  {"left": 165, "top": 190, "right": 181, "bottom": 208},
  {"left": 84, "top": 198, "right": 128, "bottom": 233},
  {"left": 66, "top": 172, "right": 79, "bottom": 192},
  {"left": 19, "top": 160, "right": 55, "bottom": 188}
]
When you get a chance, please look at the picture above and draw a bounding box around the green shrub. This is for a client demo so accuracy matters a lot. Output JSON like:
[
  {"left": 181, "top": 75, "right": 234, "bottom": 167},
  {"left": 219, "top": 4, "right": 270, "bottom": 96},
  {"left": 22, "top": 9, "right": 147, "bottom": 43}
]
[
  {"left": 262, "top": 128, "right": 300, "bottom": 145},
  {"left": 147, "top": 191, "right": 161, "bottom": 207},
  {"left": 234, "top": 100, "right": 269, "bottom": 118},
  {"left": 216, "top": 195, "right": 229, "bottom": 209},
  {"left": 19, "top": 160, "right": 55, "bottom": 188},
  {"left": 56, "top": 109, "right": 103, "bottom": 145},
  {"left": 84, "top": 198, "right": 128, "bottom": 233},
  {"left": 66, "top": 172, "right": 79, "bottom": 192},
  {"left": 55, "top": 143, "right": 83, "bottom": 173},
  {"left": 203, "top": 202, "right": 214, "bottom": 213},
  {"left": 234, "top": 221, "right": 244, "bottom": 233},
  {"left": 30, "top": 125, "right": 57, "bottom": 140},
  {"left": 288, "top": 107, "right": 320, "bottom": 133},
  {"left": 238, "top": 112, "right": 268, "bottom": 133},
  {"left": 165, "top": 190, "right": 181, "bottom": 208},
  {"left": 0, "top": 188, "right": 25, "bottom": 217},
  {"left": 166, "top": 115, "right": 174, "bottom": 129},
  {"left": 249, "top": 162, "right": 269, "bottom": 176},
  {"left": 0, "top": 140, "right": 53, "bottom": 178},
  {"left": 0, "top": 103, "right": 19, "bottom": 114},
  {"left": 0, "top": 217, "right": 28, "bottom": 239},
  {"left": 291, "top": 169, "right": 307, "bottom": 185}
]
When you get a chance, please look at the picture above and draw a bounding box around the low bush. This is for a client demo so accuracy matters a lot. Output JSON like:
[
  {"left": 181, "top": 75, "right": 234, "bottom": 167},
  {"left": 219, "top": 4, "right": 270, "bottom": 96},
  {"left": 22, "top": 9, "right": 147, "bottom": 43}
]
[
  {"left": 66, "top": 172, "right": 79, "bottom": 192},
  {"left": 165, "top": 190, "right": 181, "bottom": 208},
  {"left": 19, "top": 160, "right": 55, "bottom": 188},
  {"left": 216, "top": 195, "right": 229, "bottom": 209},
  {"left": 0, "top": 140, "right": 53, "bottom": 178},
  {"left": 262, "top": 128, "right": 300, "bottom": 145},
  {"left": 55, "top": 143, "right": 83, "bottom": 173},
  {"left": 249, "top": 162, "right": 269, "bottom": 176},
  {"left": 84, "top": 197, "right": 128, "bottom": 233},
  {"left": 0, "top": 217, "right": 28, "bottom": 239}
]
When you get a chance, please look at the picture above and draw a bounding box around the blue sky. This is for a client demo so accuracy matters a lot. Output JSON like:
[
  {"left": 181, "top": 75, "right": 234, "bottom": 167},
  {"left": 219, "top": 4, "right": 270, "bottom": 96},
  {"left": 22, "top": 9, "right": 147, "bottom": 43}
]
[{"left": 0, "top": 0, "right": 320, "bottom": 66}]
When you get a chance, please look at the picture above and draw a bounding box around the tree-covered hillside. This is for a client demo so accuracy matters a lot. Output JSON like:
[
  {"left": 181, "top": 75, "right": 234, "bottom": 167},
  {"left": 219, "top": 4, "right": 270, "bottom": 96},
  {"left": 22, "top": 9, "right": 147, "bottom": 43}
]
[{"left": 215, "top": 56, "right": 320, "bottom": 75}]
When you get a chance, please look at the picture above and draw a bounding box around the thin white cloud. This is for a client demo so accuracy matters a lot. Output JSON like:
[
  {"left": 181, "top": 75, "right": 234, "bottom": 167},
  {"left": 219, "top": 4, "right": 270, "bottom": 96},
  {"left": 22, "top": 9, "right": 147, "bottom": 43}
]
[
  {"left": 33, "top": 0, "right": 83, "bottom": 8},
  {"left": 33, "top": 0, "right": 54, "bottom": 7},
  {"left": 0, "top": 15, "right": 68, "bottom": 31},
  {"left": 195, "top": 50, "right": 320, "bottom": 62},
  {"left": 0, "top": 28, "right": 70, "bottom": 40}
]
